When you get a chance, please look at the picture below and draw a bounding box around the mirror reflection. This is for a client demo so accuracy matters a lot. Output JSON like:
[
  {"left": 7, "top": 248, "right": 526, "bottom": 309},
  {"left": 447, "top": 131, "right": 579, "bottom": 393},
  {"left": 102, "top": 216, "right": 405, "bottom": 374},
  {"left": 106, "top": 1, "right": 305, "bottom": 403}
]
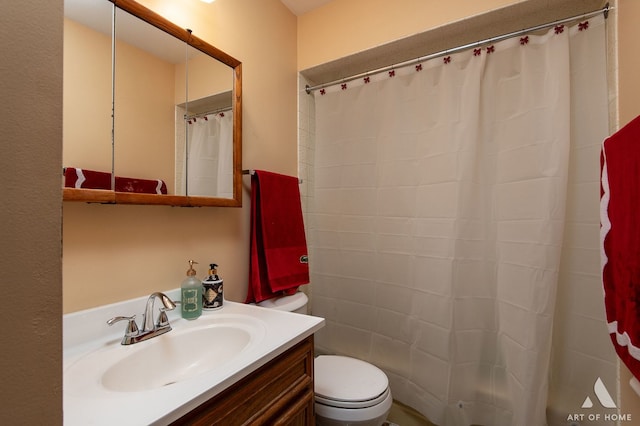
[
  {"left": 63, "top": 0, "right": 113, "bottom": 189},
  {"left": 63, "top": 0, "right": 241, "bottom": 206},
  {"left": 177, "top": 45, "right": 234, "bottom": 198}
]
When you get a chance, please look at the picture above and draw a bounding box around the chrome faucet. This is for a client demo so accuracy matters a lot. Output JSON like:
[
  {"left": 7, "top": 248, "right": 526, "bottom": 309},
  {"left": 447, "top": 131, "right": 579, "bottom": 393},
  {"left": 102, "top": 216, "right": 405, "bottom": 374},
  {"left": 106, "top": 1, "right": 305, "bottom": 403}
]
[{"left": 107, "top": 292, "right": 177, "bottom": 345}]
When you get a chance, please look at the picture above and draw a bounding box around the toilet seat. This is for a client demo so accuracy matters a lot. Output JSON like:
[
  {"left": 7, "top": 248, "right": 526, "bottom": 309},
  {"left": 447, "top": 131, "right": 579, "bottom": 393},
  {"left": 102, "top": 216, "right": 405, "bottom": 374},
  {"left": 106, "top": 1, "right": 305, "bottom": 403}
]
[
  {"left": 256, "top": 292, "right": 308, "bottom": 312},
  {"left": 315, "top": 387, "right": 391, "bottom": 409},
  {"left": 314, "top": 355, "right": 390, "bottom": 409}
]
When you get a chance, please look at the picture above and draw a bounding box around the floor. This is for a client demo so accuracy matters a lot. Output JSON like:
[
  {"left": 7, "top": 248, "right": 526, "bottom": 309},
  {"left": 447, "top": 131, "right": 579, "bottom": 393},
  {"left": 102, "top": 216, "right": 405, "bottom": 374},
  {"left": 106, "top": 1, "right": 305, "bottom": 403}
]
[{"left": 384, "top": 400, "right": 436, "bottom": 426}]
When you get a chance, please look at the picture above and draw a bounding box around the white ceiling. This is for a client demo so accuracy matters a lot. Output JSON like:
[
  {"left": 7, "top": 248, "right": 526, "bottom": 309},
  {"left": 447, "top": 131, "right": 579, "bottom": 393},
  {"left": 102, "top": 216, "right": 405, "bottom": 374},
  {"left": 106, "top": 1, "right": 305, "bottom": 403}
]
[{"left": 280, "top": 0, "right": 333, "bottom": 16}]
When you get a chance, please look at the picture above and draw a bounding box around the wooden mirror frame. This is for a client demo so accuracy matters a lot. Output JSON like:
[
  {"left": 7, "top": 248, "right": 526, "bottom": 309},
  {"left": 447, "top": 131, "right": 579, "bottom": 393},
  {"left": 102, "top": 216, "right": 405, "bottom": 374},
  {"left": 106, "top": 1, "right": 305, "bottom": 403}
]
[{"left": 63, "top": 0, "right": 242, "bottom": 207}]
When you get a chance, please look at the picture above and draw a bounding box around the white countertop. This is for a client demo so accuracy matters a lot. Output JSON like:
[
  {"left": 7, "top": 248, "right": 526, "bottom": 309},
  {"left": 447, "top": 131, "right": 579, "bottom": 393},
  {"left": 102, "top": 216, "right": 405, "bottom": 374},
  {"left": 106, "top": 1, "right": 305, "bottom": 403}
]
[{"left": 63, "top": 290, "right": 324, "bottom": 425}]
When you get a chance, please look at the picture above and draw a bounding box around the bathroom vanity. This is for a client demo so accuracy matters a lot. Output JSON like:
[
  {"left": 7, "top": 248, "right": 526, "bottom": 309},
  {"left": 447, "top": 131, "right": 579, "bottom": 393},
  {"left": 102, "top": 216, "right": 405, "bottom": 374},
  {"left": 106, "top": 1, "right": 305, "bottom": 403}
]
[
  {"left": 63, "top": 291, "right": 324, "bottom": 425},
  {"left": 172, "top": 336, "right": 314, "bottom": 425}
]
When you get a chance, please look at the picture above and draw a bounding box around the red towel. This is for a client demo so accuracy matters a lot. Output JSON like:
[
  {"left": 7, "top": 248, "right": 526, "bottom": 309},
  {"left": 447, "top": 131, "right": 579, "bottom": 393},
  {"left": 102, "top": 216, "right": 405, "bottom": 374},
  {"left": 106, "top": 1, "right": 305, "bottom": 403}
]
[
  {"left": 601, "top": 114, "right": 640, "bottom": 380},
  {"left": 63, "top": 167, "right": 167, "bottom": 194},
  {"left": 246, "top": 170, "right": 309, "bottom": 303},
  {"left": 115, "top": 176, "right": 167, "bottom": 194},
  {"left": 64, "top": 167, "right": 111, "bottom": 190}
]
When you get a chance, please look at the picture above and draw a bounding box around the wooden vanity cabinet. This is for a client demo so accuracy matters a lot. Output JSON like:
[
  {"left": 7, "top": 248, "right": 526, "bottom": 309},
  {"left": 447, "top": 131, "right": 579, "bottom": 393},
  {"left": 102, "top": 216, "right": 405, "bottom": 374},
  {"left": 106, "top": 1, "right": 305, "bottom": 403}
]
[{"left": 171, "top": 335, "right": 315, "bottom": 425}]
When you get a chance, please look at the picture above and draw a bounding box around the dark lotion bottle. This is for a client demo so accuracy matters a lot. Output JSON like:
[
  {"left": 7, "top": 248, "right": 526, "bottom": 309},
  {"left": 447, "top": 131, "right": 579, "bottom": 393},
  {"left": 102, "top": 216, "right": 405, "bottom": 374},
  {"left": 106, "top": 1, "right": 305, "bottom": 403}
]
[{"left": 202, "top": 263, "right": 223, "bottom": 310}]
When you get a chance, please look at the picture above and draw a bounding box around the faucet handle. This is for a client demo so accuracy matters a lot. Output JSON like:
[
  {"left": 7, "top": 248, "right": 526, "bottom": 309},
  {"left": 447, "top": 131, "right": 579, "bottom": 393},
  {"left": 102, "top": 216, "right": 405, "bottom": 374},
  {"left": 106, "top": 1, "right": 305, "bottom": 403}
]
[
  {"left": 156, "top": 308, "right": 172, "bottom": 328},
  {"left": 107, "top": 315, "right": 140, "bottom": 337}
]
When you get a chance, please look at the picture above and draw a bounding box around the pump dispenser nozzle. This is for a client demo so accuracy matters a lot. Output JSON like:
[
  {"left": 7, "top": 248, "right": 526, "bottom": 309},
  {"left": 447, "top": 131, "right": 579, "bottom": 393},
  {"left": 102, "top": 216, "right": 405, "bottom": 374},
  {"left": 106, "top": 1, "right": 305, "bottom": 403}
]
[{"left": 186, "top": 260, "right": 198, "bottom": 276}]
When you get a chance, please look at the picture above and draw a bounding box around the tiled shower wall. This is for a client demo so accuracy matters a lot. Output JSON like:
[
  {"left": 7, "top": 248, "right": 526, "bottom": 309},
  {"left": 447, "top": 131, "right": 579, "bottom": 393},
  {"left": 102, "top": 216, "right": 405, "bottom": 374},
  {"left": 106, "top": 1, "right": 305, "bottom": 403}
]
[
  {"left": 297, "top": 77, "right": 316, "bottom": 311},
  {"left": 298, "top": 77, "right": 315, "bottom": 220}
]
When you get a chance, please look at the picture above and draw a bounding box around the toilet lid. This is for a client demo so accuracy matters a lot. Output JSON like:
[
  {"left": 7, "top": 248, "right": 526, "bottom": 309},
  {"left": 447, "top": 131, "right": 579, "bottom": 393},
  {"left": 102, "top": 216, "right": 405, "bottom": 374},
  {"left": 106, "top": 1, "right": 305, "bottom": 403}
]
[
  {"left": 314, "top": 355, "right": 389, "bottom": 407},
  {"left": 256, "top": 292, "right": 308, "bottom": 311}
]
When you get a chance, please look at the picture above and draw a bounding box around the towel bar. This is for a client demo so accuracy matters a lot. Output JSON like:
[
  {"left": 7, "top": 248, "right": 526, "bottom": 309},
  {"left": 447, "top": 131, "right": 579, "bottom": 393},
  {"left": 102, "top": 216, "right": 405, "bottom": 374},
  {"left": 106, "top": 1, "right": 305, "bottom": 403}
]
[{"left": 242, "top": 169, "right": 303, "bottom": 184}]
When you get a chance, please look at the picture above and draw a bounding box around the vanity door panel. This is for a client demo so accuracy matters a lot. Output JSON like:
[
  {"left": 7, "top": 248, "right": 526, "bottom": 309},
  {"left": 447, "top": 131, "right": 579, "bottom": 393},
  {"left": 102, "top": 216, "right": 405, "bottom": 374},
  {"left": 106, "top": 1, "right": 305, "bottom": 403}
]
[{"left": 171, "top": 335, "right": 315, "bottom": 425}]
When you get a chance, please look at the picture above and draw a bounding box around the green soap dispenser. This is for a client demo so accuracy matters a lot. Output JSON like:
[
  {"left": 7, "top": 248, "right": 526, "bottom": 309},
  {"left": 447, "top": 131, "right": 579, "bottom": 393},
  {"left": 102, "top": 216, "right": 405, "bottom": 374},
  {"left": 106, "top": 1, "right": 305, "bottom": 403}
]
[{"left": 181, "top": 260, "right": 202, "bottom": 320}]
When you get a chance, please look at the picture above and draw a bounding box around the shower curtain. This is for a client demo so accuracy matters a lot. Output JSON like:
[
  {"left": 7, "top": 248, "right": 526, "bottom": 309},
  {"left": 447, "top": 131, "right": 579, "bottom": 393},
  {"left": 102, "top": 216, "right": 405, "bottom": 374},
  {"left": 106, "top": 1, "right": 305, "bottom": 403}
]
[
  {"left": 310, "top": 15, "right": 608, "bottom": 426},
  {"left": 185, "top": 111, "right": 233, "bottom": 197}
]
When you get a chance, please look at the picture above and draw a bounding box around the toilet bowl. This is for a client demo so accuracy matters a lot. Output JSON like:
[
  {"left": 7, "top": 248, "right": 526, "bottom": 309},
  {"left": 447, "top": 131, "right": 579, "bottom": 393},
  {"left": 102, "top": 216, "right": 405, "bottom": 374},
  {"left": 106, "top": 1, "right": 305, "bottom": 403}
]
[
  {"left": 314, "top": 355, "right": 393, "bottom": 426},
  {"left": 256, "top": 292, "right": 392, "bottom": 426}
]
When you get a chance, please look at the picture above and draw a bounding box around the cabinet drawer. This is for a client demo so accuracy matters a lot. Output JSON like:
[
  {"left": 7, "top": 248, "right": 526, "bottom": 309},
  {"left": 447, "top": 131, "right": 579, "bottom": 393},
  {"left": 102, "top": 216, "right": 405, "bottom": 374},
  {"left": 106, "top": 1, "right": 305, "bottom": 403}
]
[{"left": 172, "top": 335, "right": 314, "bottom": 425}]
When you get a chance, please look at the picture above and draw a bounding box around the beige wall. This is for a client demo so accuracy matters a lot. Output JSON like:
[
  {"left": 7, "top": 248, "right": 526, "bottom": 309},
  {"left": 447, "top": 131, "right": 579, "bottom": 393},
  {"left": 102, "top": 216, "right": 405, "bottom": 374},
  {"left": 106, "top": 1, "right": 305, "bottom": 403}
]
[
  {"left": 64, "top": 19, "right": 112, "bottom": 172},
  {"left": 63, "top": 0, "right": 298, "bottom": 312},
  {"left": 1, "top": 0, "right": 63, "bottom": 424},
  {"left": 618, "top": 0, "right": 640, "bottom": 126},
  {"left": 114, "top": 35, "right": 176, "bottom": 184},
  {"left": 179, "top": 53, "right": 233, "bottom": 103},
  {"left": 297, "top": 0, "right": 519, "bottom": 70}
]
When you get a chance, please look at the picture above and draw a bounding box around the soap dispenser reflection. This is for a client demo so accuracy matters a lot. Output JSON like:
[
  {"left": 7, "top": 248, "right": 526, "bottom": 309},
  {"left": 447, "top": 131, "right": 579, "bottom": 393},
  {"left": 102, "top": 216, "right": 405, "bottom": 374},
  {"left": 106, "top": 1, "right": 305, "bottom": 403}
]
[{"left": 181, "top": 260, "right": 202, "bottom": 320}]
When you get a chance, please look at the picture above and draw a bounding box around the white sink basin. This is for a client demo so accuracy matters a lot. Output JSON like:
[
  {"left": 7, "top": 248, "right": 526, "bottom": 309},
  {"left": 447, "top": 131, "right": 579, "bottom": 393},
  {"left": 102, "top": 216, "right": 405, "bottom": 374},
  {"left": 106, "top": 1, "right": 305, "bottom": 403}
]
[
  {"left": 65, "top": 314, "right": 266, "bottom": 396},
  {"left": 102, "top": 317, "right": 259, "bottom": 392},
  {"left": 63, "top": 296, "right": 324, "bottom": 426}
]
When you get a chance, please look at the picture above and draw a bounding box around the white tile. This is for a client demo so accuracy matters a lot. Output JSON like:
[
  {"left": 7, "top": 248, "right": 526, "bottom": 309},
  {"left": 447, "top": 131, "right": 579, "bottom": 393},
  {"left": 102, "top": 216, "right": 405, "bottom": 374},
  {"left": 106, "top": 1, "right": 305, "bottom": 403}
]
[
  {"left": 415, "top": 321, "right": 451, "bottom": 360},
  {"left": 561, "top": 222, "right": 599, "bottom": 249},
  {"left": 569, "top": 144, "right": 601, "bottom": 182},
  {"left": 378, "top": 159, "right": 420, "bottom": 187},
  {"left": 339, "top": 188, "right": 378, "bottom": 215},
  {"left": 454, "top": 330, "right": 496, "bottom": 363},
  {"left": 341, "top": 163, "right": 377, "bottom": 188},
  {"left": 370, "top": 334, "right": 412, "bottom": 377},
  {"left": 566, "top": 182, "right": 600, "bottom": 223},
  {"left": 375, "top": 283, "right": 415, "bottom": 314},
  {"left": 495, "top": 179, "right": 565, "bottom": 221},
  {"left": 454, "top": 298, "right": 497, "bottom": 331},
  {"left": 377, "top": 186, "right": 417, "bottom": 218},
  {"left": 416, "top": 182, "right": 460, "bottom": 218},
  {"left": 377, "top": 232, "right": 415, "bottom": 255},
  {"left": 327, "top": 323, "right": 373, "bottom": 357},
  {"left": 413, "top": 291, "right": 452, "bottom": 329},
  {"left": 418, "top": 153, "right": 459, "bottom": 185},
  {"left": 412, "top": 256, "right": 453, "bottom": 295},
  {"left": 334, "top": 277, "right": 377, "bottom": 304},
  {"left": 565, "top": 315, "right": 616, "bottom": 361},
  {"left": 561, "top": 245, "right": 600, "bottom": 276},
  {"left": 374, "top": 252, "right": 412, "bottom": 285},
  {"left": 559, "top": 273, "right": 606, "bottom": 320},
  {"left": 336, "top": 299, "right": 378, "bottom": 330},
  {"left": 340, "top": 215, "right": 377, "bottom": 233},
  {"left": 339, "top": 231, "right": 376, "bottom": 251},
  {"left": 373, "top": 308, "right": 415, "bottom": 344},
  {"left": 410, "top": 348, "right": 451, "bottom": 402}
]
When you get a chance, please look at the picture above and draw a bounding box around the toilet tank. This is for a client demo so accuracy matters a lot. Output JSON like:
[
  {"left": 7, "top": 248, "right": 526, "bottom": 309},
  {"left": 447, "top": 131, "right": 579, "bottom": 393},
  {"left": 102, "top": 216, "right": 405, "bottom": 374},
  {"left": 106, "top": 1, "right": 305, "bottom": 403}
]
[{"left": 256, "top": 292, "right": 308, "bottom": 314}]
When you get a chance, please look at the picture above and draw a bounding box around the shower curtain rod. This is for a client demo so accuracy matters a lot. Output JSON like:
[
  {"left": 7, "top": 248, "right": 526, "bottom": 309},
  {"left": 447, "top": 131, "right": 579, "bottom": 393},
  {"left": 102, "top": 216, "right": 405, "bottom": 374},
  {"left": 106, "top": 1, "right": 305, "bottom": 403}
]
[
  {"left": 305, "top": 3, "right": 610, "bottom": 94},
  {"left": 185, "top": 105, "right": 232, "bottom": 120}
]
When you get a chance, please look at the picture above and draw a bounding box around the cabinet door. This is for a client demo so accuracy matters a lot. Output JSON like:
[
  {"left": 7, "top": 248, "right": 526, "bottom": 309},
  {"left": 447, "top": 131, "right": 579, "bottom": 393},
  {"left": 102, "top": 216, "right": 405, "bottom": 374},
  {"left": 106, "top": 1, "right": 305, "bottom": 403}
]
[
  {"left": 172, "top": 336, "right": 315, "bottom": 425},
  {"left": 270, "top": 388, "right": 314, "bottom": 426}
]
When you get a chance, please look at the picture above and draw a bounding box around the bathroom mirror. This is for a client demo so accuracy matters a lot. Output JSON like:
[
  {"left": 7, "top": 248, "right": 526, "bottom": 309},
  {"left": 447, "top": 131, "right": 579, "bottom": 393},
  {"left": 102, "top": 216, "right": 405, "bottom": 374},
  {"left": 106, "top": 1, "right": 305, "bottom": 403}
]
[{"left": 62, "top": 0, "right": 242, "bottom": 207}]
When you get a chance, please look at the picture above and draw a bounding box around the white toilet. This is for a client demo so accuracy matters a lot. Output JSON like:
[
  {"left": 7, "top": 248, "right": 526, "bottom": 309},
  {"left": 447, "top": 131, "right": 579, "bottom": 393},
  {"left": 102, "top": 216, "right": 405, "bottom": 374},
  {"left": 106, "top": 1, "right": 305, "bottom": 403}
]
[{"left": 256, "top": 292, "right": 393, "bottom": 426}]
